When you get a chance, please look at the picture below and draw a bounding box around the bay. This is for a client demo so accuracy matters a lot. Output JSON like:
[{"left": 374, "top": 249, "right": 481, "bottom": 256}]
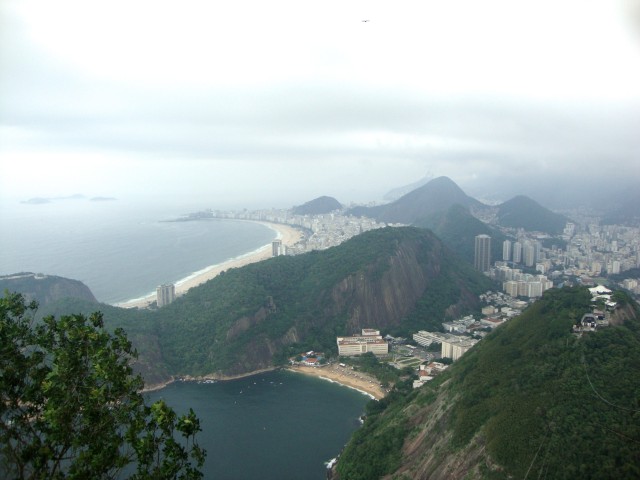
[{"left": 146, "top": 370, "right": 368, "bottom": 480}]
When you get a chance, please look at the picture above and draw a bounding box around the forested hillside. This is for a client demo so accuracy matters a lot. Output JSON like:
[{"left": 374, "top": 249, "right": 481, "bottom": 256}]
[
  {"left": 414, "top": 204, "right": 509, "bottom": 265},
  {"left": 335, "top": 287, "right": 640, "bottom": 479},
  {"left": 37, "top": 227, "right": 493, "bottom": 384}
]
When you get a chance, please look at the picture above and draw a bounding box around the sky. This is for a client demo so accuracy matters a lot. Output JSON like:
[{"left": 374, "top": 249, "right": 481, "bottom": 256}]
[{"left": 1, "top": 0, "right": 640, "bottom": 209}]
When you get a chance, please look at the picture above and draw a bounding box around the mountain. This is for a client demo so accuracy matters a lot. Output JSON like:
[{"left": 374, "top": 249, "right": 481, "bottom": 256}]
[
  {"left": 414, "top": 204, "right": 509, "bottom": 265},
  {"left": 0, "top": 272, "right": 97, "bottom": 307},
  {"left": 36, "top": 227, "right": 493, "bottom": 383},
  {"left": 292, "top": 196, "right": 342, "bottom": 215},
  {"left": 383, "top": 173, "right": 434, "bottom": 202},
  {"left": 496, "top": 195, "right": 569, "bottom": 234},
  {"left": 347, "top": 177, "right": 484, "bottom": 225},
  {"left": 334, "top": 287, "right": 640, "bottom": 479}
]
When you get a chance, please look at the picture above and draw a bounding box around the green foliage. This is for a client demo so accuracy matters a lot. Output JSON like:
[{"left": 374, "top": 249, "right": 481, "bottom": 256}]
[
  {"left": 336, "top": 383, "right": 415, "bottom": 480},
  {"left": 336, "top": 288, "right": 640, "bottom": 479},
  {"left": 0, "top": 293, "right": 205, "bottom": 479},
  {"left": 496, "top": 195, "right": 569, "bottom": 234},
  {"left": 414, "top": 204, "right": 508, "bottom": 266},
  {"left": 448, "top": 287, "right": 640, "bottom": 478},
  {"left": 34, "top": 227, "right": 490, "bottom": 381}
]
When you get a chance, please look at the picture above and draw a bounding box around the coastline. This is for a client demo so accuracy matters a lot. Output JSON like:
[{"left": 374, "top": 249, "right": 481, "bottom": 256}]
[
  {"left": 287, "top": 365, "right": 386, "bottom": 400},
  {"left": 115, "top": 221, "right": 303, "bottom": 309},
  {"left": 142, "top": 366, "right": 387, "bottom": 401}
]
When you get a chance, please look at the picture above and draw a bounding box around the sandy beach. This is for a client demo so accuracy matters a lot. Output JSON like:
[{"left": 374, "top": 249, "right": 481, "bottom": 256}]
[
  {"left": 116, "top": 221, "right": 304, "bottom": 309},
  {"left": 287, "top": 364, "right": 387, "bottom": 400}
]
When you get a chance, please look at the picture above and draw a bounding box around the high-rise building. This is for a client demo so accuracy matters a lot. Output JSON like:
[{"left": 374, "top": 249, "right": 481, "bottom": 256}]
[
  {"left": 272, "top": 239, "right": 283, "bottom": 257},
  {"left": 523, "top": 242, "right": 536, "bottom": 267},
  {"left": 474, "top": 234, "right": 491, "bottom": 272},
  {"left": 502, "top": 240, "right": 511, "bottom": 261},
  {"left": 156, "top": 283, "right": 175, "bottom": 307},
  {"left": 513, "top": 241, "right": 522, "bottom": 264}
]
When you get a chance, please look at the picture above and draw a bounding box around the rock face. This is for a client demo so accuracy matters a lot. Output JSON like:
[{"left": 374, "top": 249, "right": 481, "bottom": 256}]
[
  {"left": 194, "top": 228, "right": 488, "bottom": 377},
  {"left": 0, "top": 272, "right": 98, "bottom": 307}
]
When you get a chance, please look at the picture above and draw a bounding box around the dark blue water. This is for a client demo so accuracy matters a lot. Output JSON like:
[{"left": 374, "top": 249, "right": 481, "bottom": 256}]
[
  {"left": 0, "top": 199, "right": 276, "bottom": 303},
  {"left": 147, "top": 370, "right": 369, "bottom": 480}
]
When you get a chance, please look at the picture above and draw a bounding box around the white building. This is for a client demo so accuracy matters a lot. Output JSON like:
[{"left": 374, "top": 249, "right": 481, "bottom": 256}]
[
  {"left": 156, "top": 283, "right": 176, "bottom": 307},
  {"left": 337, "top": 329, "right": 388, "bottom": 356}
]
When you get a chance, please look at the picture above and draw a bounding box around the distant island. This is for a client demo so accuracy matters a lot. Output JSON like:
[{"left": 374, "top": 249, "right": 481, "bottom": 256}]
[
  {"left": 20, "top": 194, "right": 116, "bottom": 204},
  {"left": 163, "top": 209, "right": 215, "bottom": 222}
]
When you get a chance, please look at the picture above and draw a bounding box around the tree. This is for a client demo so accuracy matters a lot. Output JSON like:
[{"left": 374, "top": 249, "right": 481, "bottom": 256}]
[{"left": 0, "top": 292, "right": 205, "bottom": 479}]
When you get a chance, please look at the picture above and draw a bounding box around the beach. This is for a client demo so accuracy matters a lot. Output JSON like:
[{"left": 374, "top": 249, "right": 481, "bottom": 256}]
[
  {"left": 287, "top": 364, "right": 387, "bottom": 400},
  {"left": 116, "top": 221, "right": 303, "bottom": 309}
]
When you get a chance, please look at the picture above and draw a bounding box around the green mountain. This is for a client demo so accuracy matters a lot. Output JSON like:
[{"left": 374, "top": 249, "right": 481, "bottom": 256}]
[
  {"left": 292, "top": 196, "right": 342, "bottom": 215},
  {"left": 496, "top": 195, "right": 569, "bottom": 234},
  {"left": 35, "top": 227, "right": 492, "bottom": 385},
  {"left": 334, "top": 287, "right": 640, "bottom": 479},
  {"left": 414, "top": 204, "right": 509, "bottom": 265},
  {"left": 0, "top": 272, "right": 97, "bottom": 306},
  {"left": 348, "top": 176, "right": 484, "bottom": 225}
]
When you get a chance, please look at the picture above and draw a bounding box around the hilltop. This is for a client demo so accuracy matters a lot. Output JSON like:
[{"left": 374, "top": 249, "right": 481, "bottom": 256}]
[
  {"left": 347, "top": 176, "right": 484, "bottom": 225},
  {"left": 496, "top": 195, "right": 570, "bottom": 234},
  {"left": 0, "top": 273, "right": 97, "bottom": 307},
  {"left": 35, "top": 227, "right": 493, "bottom": 383},
  {"left": 414, "top": 204, "right": 508, "bottom": 265},
  {"left": 292, "top": 196, "right": 342, "bottom": 215},
  {"left": 334, "top": 287, "right": 640, "bottom": 479}
]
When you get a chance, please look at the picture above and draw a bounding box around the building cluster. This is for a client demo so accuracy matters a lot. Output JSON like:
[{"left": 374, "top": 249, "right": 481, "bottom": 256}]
[
  {"left": 288, "top": 351, "right": 326, "bottom": 367},
  {"left": 413, "top": 362, "right": 449, "bottom": 388},
  {"left": 476, "top": 218, "right": 640, "bottom": 300},
  {"left": 492, "top": 264, "right": 554, "bottom": 298},
  {"left": 337, "top": 329, "right": 389, "bottom": 356},
  {"left": 412, "top": 330, "right": 479, "bottom": 361},
  {"left": 212, "top": 209, "right": 387, "bottom": 255}
]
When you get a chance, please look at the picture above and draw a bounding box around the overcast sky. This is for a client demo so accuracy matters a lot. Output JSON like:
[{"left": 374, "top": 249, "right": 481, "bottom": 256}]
[{"left": 1, "top": 0, "right": 639, "bottom": 209}]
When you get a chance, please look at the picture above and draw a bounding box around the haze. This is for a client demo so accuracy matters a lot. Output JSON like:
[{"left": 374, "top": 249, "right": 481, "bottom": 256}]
[{"left": 1, "top": 0, "right": 639, "bottom": 209}]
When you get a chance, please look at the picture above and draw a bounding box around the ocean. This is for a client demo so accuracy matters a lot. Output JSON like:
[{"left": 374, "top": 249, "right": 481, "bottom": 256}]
[
  {"left": 0, "top": 197, "right": 369, "bottom": 478},
  {"left": 0, "top": 198, "right": 276, "bottom": 304}
]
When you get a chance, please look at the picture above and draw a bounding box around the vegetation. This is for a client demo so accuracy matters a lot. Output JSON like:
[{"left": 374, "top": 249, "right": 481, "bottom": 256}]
[
  {"left": 496, "top": 195, "right": 569, "bottom": 234},
  {"left": 347, "top": 176, "right": 483, "bottom": 225},
  {"left": 336, "top": 287, "right": 640, "bottom": 478},
  {"left": 0, "top": 293, "right": 205, "bottom": 479},
  {"left": 414, "top": 204, "right": 507, "bottom": 274},
  {"left": 36, "top": 227, "right": 490, "bottom": 380},
  {"left": 336, "top": 376, "right": 417, "bottom": 480},
  {"left": 291, "top": 195, "right": 342, "bottom": 215}
]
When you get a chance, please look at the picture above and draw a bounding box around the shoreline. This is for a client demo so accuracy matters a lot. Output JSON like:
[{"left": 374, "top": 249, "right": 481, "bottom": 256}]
[
  {"left": 286, "top": 365, "right": 386, "bottom": 400},
  {"left": 115, "top": 221, "right": 303, "bottom": 309},
  {"left": 142, "top": 366, "right": 387, "bottom": 401}
]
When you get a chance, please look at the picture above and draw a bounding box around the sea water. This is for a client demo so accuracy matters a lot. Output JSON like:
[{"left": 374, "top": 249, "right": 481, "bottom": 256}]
[
  {"left": 1, "top": 197, "right": 368, "bottom": 477},
  {"left": 0, "top": 198, "right": 276, "bottom": 303},
  {"left": 147, "top": 370, "right": 368, "bottom": 480}
]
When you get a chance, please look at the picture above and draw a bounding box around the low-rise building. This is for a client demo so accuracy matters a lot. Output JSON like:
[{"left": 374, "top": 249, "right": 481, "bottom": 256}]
[{"left": 337, "top": 329, "right": 388, "bottom": 356}]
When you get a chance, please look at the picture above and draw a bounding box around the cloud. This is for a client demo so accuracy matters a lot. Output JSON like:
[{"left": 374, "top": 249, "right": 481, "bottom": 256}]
[{"left": 1, "top": 0, "right": 639, "bottom": 206}]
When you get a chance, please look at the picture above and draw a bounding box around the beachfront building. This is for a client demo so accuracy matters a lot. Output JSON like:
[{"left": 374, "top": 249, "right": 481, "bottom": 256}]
[
  {"left": 337, "top": 329, "right": 388, "bottom": 356},
  {"left": 272, "top": 239, "right": 284, "bottom": 257},
  {"left": 156, "top": 283, "right": 176, "bottom": 307}
]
